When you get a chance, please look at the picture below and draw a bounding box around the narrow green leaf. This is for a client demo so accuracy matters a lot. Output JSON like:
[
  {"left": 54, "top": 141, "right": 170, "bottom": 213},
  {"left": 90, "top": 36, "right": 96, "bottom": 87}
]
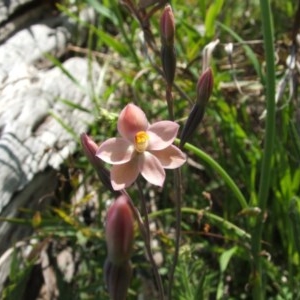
[
  {"left": 45, "top": 54, "right": 83, "bottom": 89},
  {"left": 205, "top": 0, "right": 224, "bottom": 37},
  {"left": 219, "top": 246, "right": 238, "bottom": 273},
  {"left": 86, "top": 0, "right": 118, "bottom": 25},
  {"left": 95, "top": 28, "right": 129, "bottom": 56},
  {"left": 59, "top": 98, "right": 92, "bottom": 113},
  {"left": 217, "top": 246, "right": 238, "bottom": 299},
  {"left": 49, "top": 111, "right": 79, "bottom": 142},
  {"left": 289, "top": 197, "right": 300, "bottom": 254}
]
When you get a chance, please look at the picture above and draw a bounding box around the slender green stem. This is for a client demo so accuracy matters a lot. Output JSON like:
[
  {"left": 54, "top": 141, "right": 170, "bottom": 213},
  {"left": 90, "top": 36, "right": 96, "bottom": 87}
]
[
  {"left": 121, "top": 190, "right": 149, "bottom": 248},
  {"left": 165, "top": 84, "right": 183, "bottom": 298},
  {"left": 181, "top": 141, "right": 248, "bottom": 209},
  {"left": 148, "top": 207, "right": 251, "bottom": 241},
  {"left": 168, "top": 169, "right": 182, "bottom": 299},
  {"left": 251, "top": 0, "right": 276, "bottom": 298},
  {"left": 136, "top": 180, "right": 165, "bottom": 300}
]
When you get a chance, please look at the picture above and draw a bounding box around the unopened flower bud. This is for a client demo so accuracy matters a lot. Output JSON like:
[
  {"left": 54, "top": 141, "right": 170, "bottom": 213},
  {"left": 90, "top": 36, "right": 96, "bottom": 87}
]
[
  {"left": 104, "top": 259, "right": 132, "bottom": 300},
  {"left": 80, "top": 133, "right": 101, "bottom": 166},
  {"left": 160, "top": 5, "right": 176, "bottom": 87},
  {"left": 80, "top": 133, "right": 115, "bottom": 194},
  {"left": 160, "top": 4, "right": 175, "bottom": 46},
  {"left": 105, "top": 195, "right": 134, "bottom": 265},
  {"left": 180, "top": 68, "right": 213, "bottom": 147},
  {"left": 196, "top": 67, "right": 213, "bottom": 108},
  {"left": 161, "top": 44, "right": 176, "bottom": 87}
]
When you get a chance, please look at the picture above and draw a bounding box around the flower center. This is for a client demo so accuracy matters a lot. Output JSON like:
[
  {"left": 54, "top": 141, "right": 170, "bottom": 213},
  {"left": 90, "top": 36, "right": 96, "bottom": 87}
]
[{"left": 134, "top": 131, "right": 149, "bottom": 153}]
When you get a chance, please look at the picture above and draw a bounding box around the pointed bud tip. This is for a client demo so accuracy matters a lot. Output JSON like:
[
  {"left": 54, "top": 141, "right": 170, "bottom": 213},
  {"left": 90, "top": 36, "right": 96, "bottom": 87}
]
[
  {"left": 80, "top": 133, "right": 98, "bottom": 157},
  {"left": 81, "top": 133, "right": 115, "bottom": 193},
  {"left": 160, "top": 4, "right": 175, "bottom": 46},
  {"left": 196, "top": 67, "right": 214, "bottom": 106}
]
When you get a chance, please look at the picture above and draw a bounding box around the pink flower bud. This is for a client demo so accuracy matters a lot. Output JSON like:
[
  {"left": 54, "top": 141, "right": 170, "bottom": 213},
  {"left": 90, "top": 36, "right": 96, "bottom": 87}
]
[
  {"left": 80, "top": 133, "right": 100, "bottom": 164},
  {"left": 196, "top": 67, "right": 214, "bottom": 108},
  {"left": 180, "top": 68, "right": 213, "bottom": 147},
  {"left": 80, "top": 133, "right": 115, "bottom": 193},
  {"left": 160, "top": 4, "right": 175, "bottom": 46},
  {"left": 104, "top": 259, "right": 132, "bottom": 300},
  {"left": 105, "top": 195, "right": 134, "bottom": 265}
]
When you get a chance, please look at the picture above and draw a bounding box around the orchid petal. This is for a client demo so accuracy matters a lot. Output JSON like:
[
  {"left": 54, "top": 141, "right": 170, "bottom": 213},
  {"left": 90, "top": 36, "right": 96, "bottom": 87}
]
[
  {"left": 147, "top": 121, "right": 179, "bottom": 150},
  {"left": 139, "top": 152, "right": 165, "bottom": 187},
  {"left": 96, "top": 138, "right": 135, "bottom": 165},
  {"left": 110, "top": 159, "right": 139, "bottom": 190},
  {"left": 150, "top": 145, "right": 186, "bottom": 169},
  {"left": 118, "top": 104, "right": 149, "bottom": 142}
]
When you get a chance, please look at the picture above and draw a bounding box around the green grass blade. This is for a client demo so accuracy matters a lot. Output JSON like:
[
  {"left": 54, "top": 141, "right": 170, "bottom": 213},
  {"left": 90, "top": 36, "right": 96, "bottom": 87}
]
[
  {"left": 49, "top": 111, "right": 80, "bottom": 143},
  {"left": 205, "top": 0, "right": 224, "bottom": 38},
  {"left": 251, "top": 0, "right": 276, "bottom": 298},
  {"left": 180, "top": 140, "right": 248, "bottom": 209}
]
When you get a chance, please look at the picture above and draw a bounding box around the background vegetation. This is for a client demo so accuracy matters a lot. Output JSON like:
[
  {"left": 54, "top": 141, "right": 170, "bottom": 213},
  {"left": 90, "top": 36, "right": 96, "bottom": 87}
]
[{"left": 2, "top": 0, "right": 300, "bottom": 299}]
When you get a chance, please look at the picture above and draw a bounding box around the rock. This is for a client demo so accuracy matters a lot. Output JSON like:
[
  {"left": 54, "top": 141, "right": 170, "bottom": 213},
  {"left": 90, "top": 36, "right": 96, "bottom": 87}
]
[
  {"left": 0, "top": 1, "right": 55, "bottom": 42},
  {"left": 0, "top": 4, "right": 101, "bottom": 293},
  {"left": 0, "top": 57, "right": 100, "bottom": 212},
  {"left": 0, "top": 0, "right": 35, "bottom": 24}
]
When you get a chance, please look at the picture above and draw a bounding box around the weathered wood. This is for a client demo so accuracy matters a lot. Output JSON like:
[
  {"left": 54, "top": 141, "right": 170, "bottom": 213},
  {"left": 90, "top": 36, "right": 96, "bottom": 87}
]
[{"left": 0, "top": 4, "right": 100, "bottom": 294}]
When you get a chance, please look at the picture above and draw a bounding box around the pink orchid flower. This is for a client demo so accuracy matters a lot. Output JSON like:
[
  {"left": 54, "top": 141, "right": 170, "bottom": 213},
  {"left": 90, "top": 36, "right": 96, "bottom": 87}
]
[{"left": 96, "top": 103, "right": 186, "bottom": 190}]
